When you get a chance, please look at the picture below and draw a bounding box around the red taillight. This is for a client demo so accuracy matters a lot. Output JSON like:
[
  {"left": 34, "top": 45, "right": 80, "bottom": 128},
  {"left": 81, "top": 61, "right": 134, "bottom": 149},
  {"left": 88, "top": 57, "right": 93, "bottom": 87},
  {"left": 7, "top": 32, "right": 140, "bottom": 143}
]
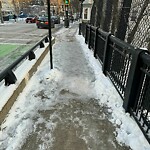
[{"left": 45, "top": 21, "right": 48, "bottom": 24}]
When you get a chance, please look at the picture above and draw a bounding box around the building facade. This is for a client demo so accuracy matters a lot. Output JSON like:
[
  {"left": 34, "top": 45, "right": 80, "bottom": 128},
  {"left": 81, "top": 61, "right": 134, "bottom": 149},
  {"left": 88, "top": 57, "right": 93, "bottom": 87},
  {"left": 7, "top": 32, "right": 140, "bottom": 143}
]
[{"left": 82, "top": 0, "right": 93, "bottom": 22}]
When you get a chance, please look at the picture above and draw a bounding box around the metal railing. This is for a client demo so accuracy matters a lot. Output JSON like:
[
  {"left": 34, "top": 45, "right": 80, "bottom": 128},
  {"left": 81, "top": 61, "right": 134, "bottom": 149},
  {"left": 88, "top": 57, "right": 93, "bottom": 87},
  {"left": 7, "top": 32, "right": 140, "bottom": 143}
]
[
  {"left": 0, "top": 35, "right": 49, "bottom": 86},
  {"left": 81, "top": 23, "right": 150, "bottom": 144}
]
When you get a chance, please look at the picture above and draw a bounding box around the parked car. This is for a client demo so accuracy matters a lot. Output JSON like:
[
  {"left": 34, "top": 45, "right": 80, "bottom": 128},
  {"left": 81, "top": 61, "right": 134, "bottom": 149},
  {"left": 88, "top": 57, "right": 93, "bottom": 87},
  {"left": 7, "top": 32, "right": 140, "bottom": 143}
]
[
  {"left": 51, "top": 15, "right": 60, "bottom": 24},
  {"left": 26, "top": 15, "right": 38, "bottom": 23},
  {"left": 18, "top": 13, "right": 28, "bottom": 18},
  {"left": 36, "top": 16, "right": 55, "bottom": 29}
]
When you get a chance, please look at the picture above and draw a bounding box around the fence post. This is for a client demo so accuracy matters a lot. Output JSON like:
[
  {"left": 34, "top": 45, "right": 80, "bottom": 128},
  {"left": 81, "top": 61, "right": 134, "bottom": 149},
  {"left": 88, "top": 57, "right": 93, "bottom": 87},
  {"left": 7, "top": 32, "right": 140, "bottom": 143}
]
[
  {"left": 5, "top": 70, "right": 17, "bottom": 86},
  {"left": 79, "top": 23, "right": 82, "bottom": 35},
  {"left": 123, "top": 48, "right": 144, "bottom": 112},
  {"left": 85, "top": 25, "right": 88, "bottom": 44},
  {"left": 94, "top": 27, "right": 99, "bottom": 58},
  {"left": 102, "top": 33, "right": 112, "bottom": 75},
  {"left": 88, "top": 25, "right": 91, "bottom": 49}
]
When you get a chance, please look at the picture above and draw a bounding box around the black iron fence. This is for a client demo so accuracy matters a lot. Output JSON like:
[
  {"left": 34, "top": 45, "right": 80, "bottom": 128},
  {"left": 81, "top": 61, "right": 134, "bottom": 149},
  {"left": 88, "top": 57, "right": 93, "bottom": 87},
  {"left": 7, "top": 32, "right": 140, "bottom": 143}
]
[
  {"left": 0, "top": 35, "right": 49, "bottom": 86},
  {"left": 79, "top": 22, "right": 87, "bottom": 37},
  {"left": 81, "top": 23, "right": 150, "bottom": 144}
]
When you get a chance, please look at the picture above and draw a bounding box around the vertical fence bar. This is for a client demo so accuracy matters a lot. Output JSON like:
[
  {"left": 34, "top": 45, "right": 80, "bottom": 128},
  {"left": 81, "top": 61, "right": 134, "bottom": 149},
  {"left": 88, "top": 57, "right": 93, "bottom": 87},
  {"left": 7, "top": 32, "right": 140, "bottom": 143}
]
[
  {"left": 79, "top": 23, "right": 82, "bottom": 35},
  {"left": 102, "top": 33, "right": 112, "bottom": 75},
  {"left": 85, "top": 24, "right": 88, "bottom": 44},
  {"left": 88, "top": 25, "right": 91, "bottom": 49},
  {"left": 94, "top": 27, "right": 99, "bottom": 58}
]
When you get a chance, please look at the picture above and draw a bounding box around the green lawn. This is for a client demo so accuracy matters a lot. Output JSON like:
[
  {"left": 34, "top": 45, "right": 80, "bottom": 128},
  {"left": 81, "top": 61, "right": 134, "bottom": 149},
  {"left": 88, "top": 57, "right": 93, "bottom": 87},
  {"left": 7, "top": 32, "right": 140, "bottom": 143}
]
[
  {"left": 0, "top": 44, "right": 32, "bottom": 58},
  {"left": 0, "top": 44, "right": 19, "bottom": 57},
  {"left": 0, "top": 44, "right": 33, "bottom": 72}
]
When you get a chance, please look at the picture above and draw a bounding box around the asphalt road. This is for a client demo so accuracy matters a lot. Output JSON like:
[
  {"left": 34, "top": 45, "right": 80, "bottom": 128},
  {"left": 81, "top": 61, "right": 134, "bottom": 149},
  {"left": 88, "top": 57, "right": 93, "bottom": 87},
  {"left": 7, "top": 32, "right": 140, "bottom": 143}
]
[
  {"left": 0, "top": 21, "right": 63, "bottom": 73},
  {"left": 0, "top": 21, "right": 61, "bottom": 45}
]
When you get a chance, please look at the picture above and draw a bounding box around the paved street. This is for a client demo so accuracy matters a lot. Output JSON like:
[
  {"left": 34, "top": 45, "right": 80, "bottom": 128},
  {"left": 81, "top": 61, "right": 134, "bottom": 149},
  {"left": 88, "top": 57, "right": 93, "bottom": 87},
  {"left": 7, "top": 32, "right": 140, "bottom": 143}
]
[
  {"left": 0, "top": 21, "right": 63, "bottom": 73},
  {"left": 0, "top": 21, "right": 61, "bottom": 45}
]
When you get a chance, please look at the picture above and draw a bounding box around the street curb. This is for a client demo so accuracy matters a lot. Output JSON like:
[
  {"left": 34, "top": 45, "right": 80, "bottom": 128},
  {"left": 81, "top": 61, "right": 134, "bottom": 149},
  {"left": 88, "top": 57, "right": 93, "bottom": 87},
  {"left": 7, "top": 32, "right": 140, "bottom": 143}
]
[{"left": 0, "top": 38, "right": 55, "bottom": 125}]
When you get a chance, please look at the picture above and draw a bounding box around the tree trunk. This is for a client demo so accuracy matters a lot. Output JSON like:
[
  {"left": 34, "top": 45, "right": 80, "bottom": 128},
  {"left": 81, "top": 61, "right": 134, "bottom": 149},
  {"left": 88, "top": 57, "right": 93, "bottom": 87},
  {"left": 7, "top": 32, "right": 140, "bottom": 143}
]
[
  {"left": 95, "top": 0, "right": 104, "bottom": 27},
  {"left": 102, "top": 0, "right": 113, "bottom": 32},
  {"left": 90, "top": 0, "right": 96, "bottom": 25},
  {"left": 115, "top": 0, "right": 132, "bottom": 41},
  {"left": 12, "top": 0, "right": 19, "bottom": 14},
  {"left": 111, "top": 0, "right": 119, "bottom": 35}
]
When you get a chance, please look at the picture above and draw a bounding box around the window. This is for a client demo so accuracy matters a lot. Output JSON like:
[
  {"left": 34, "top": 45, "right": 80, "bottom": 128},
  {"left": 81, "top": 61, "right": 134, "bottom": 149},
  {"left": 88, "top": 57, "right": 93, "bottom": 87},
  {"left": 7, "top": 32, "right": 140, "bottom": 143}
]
[{"left": 84, "top": 8, "right": 88, "bottom": 19}]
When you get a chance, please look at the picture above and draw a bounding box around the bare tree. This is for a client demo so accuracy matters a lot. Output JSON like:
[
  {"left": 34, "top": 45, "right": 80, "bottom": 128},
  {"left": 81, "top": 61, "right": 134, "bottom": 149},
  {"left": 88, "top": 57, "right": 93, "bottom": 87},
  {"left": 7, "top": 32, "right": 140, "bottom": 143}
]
[
  {"left": 111, "top": 0, "right": 119, "bottom": 35},
  {"left": 89, "top": 0, "right": 149, "bottom": 49},
  {"left": 127, "top": 0, "right": 149, "bottom": 44},
  {"left": 102, "top": 0, "right": 113, "bottom": 32},
  {"left": 95, "top": 0, "right": 104, "bottom": 27},
  {"left": 90, "top": 0, "right": 96, "bottom": 25},
  {"left": 11, "top": 0, "right": 32, "bottom": 14},
  {"left": 70, "top": 0, "right": 80, "bottom": 14},
  {"left": 11, "top": 0, "right": 20, "bottom": 14},
  {"left": 115, "top": 0, "right": 133, "bottom": 41}
]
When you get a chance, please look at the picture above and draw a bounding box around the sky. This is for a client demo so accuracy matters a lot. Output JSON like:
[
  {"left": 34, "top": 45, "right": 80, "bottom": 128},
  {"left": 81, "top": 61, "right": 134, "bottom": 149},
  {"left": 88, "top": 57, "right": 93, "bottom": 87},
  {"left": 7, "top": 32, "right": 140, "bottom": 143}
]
[{"left": 0, "top": 23, "right": 150, "bottom": 150}]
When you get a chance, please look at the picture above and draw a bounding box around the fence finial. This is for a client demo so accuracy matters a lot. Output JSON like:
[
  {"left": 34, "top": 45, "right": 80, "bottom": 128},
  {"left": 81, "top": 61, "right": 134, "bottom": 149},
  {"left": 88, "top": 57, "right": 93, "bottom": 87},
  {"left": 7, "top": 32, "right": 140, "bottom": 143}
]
[
  {"left": 28, "top": 51, "right": 35, "bottom": 61},
  {"left": 40, "top": 42, "right": 45, "bottom": 48},
  {"left": 5, "top": 70, "right": 17, "bottom": 86}
]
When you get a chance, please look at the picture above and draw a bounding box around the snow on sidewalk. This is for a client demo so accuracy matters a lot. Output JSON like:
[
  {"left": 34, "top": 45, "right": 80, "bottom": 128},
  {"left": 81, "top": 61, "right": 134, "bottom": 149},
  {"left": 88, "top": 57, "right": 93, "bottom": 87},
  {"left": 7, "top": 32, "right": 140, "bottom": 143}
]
[{"left": 0, "top": 23, "right": 149, "bottom": 150}]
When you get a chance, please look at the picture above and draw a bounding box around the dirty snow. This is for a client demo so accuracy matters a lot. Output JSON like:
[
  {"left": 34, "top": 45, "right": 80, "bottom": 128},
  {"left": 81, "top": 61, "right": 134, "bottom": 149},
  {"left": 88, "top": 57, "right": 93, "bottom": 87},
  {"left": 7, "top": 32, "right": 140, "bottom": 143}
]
[{"left": 0, "top": 23, "right": 149, "bottom": 150}]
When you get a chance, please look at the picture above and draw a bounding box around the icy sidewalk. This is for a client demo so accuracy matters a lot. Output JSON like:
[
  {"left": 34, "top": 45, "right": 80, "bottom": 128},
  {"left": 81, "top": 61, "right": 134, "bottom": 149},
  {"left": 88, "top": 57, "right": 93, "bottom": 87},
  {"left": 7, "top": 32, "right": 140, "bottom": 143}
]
[{"left": 0, "top": 23, "right": 149, "bottom": 150}]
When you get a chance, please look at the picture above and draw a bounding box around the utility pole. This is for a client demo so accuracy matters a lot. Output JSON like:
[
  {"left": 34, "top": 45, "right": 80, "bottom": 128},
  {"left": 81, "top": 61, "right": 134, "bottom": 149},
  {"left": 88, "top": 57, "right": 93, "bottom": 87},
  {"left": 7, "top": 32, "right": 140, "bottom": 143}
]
[
  {"left": 0, "top": 1, "right": 4, "bottom": 23},
  {"left": 64, "top": 0, "right": 69, "bottom": 28},
  {"left": 47, "top": 0, "right": 53, "bottom": 69}
]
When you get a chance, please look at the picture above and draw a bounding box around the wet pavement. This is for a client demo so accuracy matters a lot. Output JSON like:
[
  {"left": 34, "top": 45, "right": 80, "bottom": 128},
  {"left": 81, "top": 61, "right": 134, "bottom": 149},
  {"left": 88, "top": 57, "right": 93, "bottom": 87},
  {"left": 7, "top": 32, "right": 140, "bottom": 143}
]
[
  {"left": 21, "top": 100, "right": 130, "bottom": 150},
  {"left": 21, "top": 23, "right": 130, "bottom": 149},
  {"left": 0, "top": 23, "right": 131, "bottom": 150}
]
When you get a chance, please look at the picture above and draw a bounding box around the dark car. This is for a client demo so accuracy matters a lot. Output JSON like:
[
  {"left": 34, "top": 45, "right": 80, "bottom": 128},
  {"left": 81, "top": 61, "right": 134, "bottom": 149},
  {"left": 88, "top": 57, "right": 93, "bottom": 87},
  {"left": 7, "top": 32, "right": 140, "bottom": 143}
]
[
  {"left": 36, "top": 16, "right": 55, "bottom": 28},
  {"left": 26, "top": 15, "right": 38, "bottom": 23},
  {"left": 18, "top": 13, "right": 28, "bottom": 18},
  {"left": 51, "top": 15, "right": 60, "bottom": 24}
]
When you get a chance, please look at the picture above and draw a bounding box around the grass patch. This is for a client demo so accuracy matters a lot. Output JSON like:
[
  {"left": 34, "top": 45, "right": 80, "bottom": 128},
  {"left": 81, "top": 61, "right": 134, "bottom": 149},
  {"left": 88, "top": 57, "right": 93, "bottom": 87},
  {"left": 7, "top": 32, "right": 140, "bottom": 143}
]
[
  {"left": 0, "top": 44, "right": 32, "bottom": 58},
  {"left": 11, "top": 45, "right": 32, "bottom": 60},
  {"left": 0, "top": 44, "right": 19, "bottom": 57}
]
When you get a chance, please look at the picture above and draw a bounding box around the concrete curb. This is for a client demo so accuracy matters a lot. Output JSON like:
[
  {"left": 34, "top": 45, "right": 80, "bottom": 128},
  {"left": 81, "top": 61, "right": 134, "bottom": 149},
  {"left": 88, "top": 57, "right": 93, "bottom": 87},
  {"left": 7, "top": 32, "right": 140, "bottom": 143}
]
[{"left": 0, "top": 38, "right": 55, "bottom": 125}]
